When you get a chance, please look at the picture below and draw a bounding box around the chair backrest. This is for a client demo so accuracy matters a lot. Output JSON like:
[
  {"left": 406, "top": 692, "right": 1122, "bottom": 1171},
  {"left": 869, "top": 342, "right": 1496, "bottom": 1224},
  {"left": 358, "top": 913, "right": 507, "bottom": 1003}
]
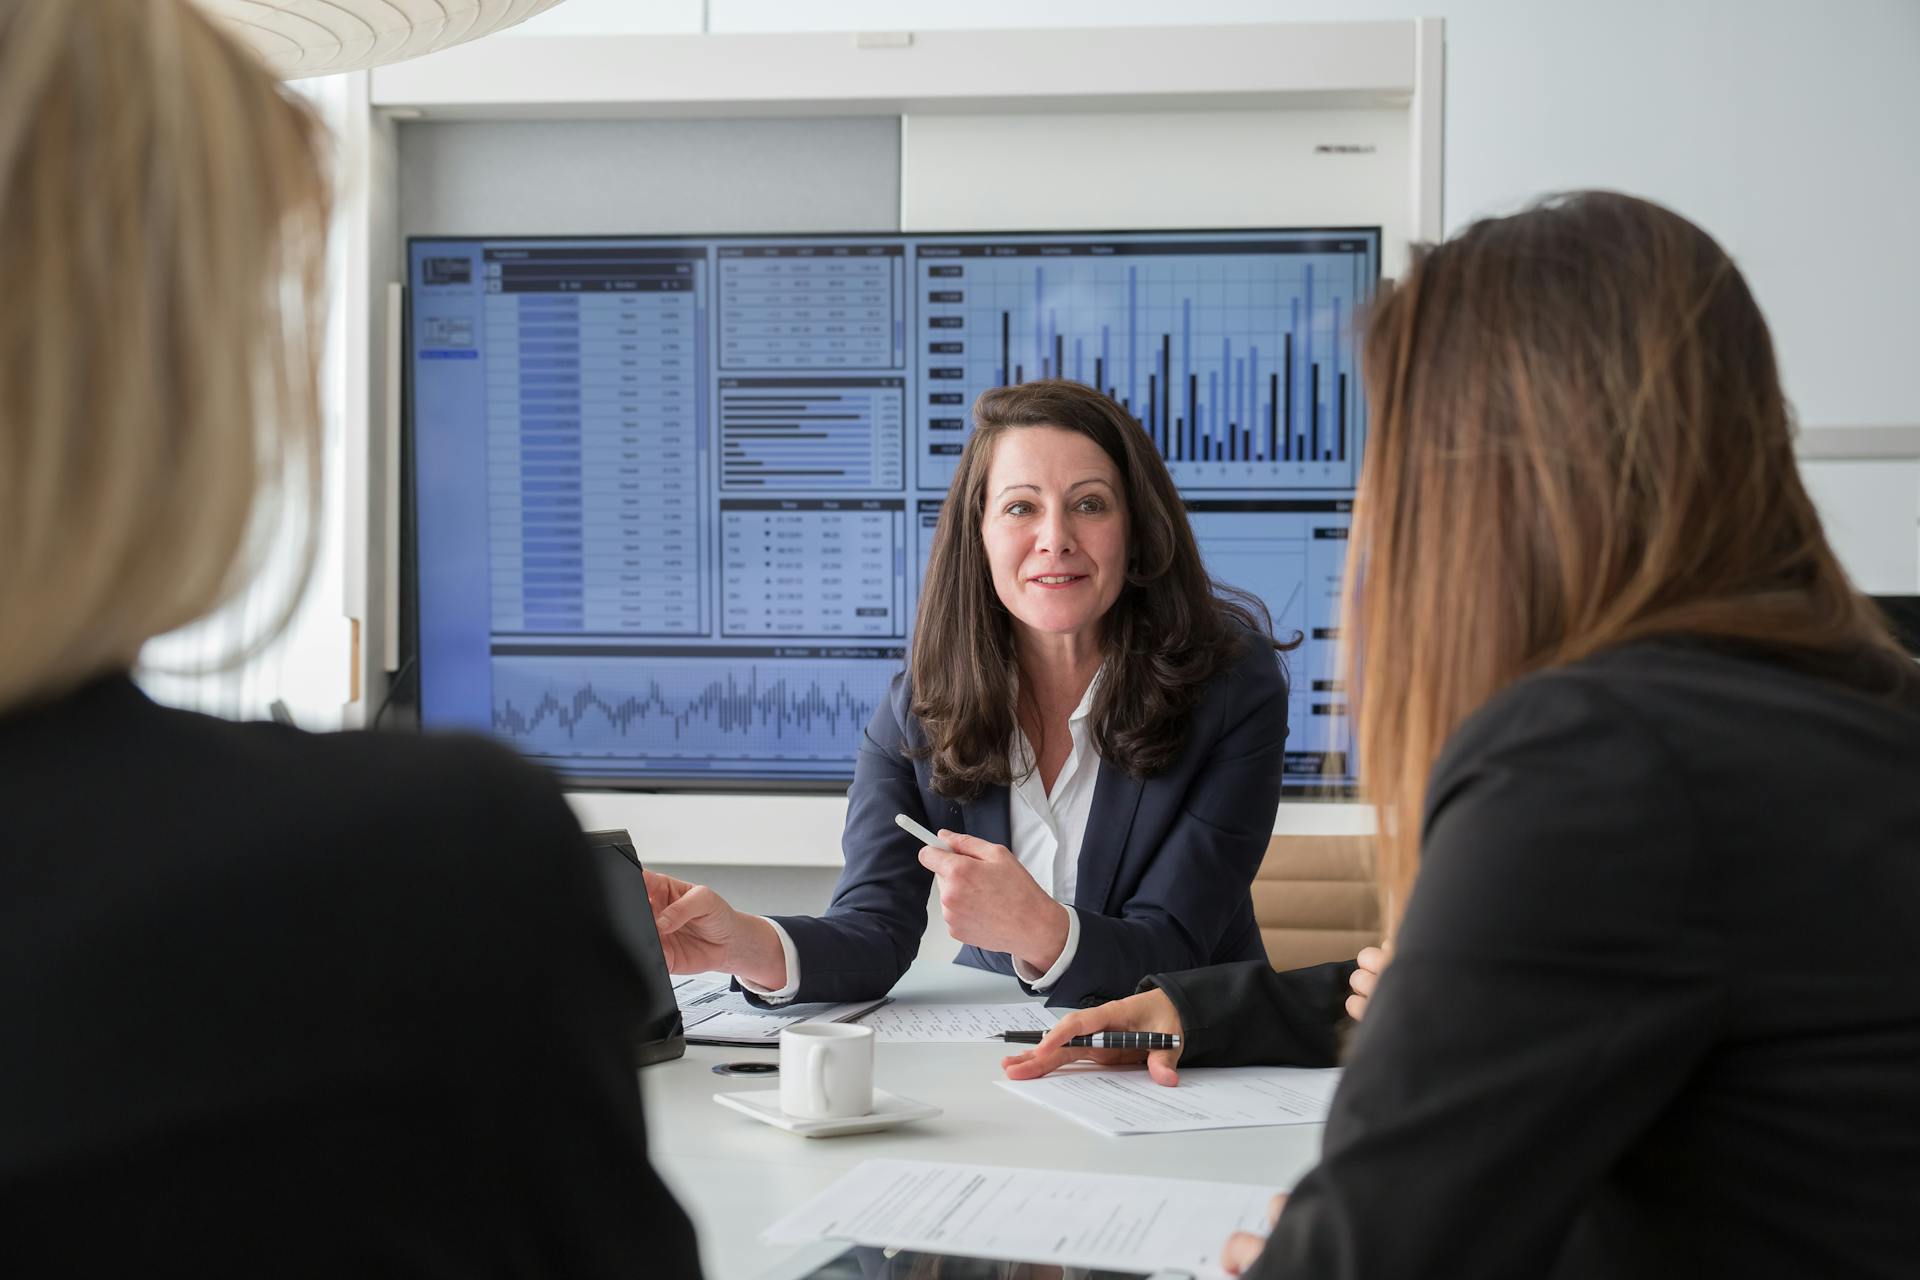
[{"left": 1253, "top": 835, "right": 1380, "bottom": 971}]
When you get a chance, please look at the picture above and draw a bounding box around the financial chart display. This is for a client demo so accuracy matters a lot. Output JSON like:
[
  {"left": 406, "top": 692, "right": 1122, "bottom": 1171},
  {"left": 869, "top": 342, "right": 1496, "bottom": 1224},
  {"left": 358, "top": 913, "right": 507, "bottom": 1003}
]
[{"left": 409, "top": 229, "right": 1377, "bottom": 792}]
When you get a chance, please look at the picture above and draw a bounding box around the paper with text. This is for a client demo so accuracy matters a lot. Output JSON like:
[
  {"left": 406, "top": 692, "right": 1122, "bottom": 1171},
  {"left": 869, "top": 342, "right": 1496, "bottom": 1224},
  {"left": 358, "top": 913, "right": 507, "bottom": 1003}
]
[
  {"left": 851, "top": 1002, "right": 1062, "bottom": 1041},
  {"left": 672, "top": 974, "right": 885, "bottom": 1045},
  {"left": 763, "top": 1158, "right": 1278, "bottom": 1280},
  {"left": 995, "top": 1066, "right": 1341, "bottom": 1135}
]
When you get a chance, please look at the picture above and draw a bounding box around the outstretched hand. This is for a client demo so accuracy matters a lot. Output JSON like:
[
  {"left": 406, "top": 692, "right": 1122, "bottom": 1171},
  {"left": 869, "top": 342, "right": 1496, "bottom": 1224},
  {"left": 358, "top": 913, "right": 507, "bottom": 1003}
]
[
  {"left": 643, "top": 868, "right": 742, "bottom": 974},
  {"left": 999, "top": 987, "right": 1186, "bottom": 1087},
  {"left": 644, "top": 869, "right": 791, "bottom": 990}
]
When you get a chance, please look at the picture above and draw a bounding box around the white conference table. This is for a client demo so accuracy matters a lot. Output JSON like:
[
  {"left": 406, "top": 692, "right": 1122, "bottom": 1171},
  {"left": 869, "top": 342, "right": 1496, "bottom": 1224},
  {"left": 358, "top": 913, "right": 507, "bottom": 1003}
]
[{"left": 640, "top": 951, "right": 1328, "bottom": 1279}]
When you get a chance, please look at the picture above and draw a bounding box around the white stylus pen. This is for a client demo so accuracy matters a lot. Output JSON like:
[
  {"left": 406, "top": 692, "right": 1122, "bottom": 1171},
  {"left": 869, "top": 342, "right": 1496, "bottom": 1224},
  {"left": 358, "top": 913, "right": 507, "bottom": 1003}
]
[{"left": 894, "top": 812, "right": 953, "bottom": 852}]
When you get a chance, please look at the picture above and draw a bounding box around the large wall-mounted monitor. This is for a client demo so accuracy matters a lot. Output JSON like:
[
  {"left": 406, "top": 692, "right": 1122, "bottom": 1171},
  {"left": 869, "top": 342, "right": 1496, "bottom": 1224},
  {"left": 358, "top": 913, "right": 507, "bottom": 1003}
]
[{"left": 407, "top": 227, "right": 1379, "bottom": 794}]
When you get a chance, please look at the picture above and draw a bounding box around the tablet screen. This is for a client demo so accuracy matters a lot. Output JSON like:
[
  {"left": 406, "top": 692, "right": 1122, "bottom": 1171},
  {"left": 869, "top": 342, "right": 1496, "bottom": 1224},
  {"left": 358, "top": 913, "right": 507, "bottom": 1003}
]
[
  {"left": 583, "top": 828, "right": 686, "bottom": 1064},
  {"left": 795, "top": 1244, "right": 1159, "bottom": 1279}
]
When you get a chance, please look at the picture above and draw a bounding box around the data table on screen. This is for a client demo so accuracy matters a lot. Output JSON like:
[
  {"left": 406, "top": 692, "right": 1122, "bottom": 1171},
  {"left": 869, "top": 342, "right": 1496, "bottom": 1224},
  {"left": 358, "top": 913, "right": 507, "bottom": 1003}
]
[
  {"left": 717, "top": 245, "right": 906, "bottom": 370},
  {"left": 912, "top": 500, "right": 946, "bottom": 600},
  {"left": 481, "top": 251, "right": 708, "bottom": 636},
  {"left": 722, "top": 499, "right": 908, "bottom": 639}
]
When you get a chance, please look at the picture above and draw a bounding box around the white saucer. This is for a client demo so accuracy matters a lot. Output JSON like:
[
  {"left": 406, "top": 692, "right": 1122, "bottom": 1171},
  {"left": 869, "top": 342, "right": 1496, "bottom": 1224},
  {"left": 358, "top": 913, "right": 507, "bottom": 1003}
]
[{"left": 712, "top": 1087, "right": 941, "bottom": 1138}]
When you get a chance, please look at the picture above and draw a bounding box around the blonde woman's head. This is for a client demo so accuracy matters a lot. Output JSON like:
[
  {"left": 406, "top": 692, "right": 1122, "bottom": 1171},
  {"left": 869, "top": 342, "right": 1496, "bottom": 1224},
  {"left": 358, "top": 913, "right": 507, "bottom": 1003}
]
[{"left": 0, "top": 0, "right": 330, "bottom": 713}]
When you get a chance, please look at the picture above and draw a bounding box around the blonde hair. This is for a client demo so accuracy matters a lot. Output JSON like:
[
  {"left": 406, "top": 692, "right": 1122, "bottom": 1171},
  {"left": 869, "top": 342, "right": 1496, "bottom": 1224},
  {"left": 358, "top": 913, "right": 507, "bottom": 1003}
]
[
  {"left": 1347, "top": 192, "right": 1910, "bottom": 926},
  {"left": 0, "top": 0, "right": 331, "bottom": 714}
]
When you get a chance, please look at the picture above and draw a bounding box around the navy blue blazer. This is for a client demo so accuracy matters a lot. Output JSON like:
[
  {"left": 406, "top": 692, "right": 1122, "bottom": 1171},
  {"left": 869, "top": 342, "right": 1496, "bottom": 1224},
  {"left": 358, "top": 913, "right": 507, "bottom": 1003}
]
[{"left": 768, "top": 633, "right": 1287, "bottom": 1008}]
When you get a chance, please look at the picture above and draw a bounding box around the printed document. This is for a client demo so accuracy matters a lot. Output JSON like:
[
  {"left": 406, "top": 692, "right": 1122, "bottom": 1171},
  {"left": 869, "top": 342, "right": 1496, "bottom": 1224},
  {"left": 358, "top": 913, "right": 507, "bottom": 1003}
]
[
  {"left": 672, "top": 974, "right": 886, "bottom": 1046},
  {"left": 995, "top": 1066, "right": 1341, "bottom": 1135},
  {"left": 763, "top": 1158, "right": 1279, "bottom": 1280},
  {"left": 850, "top": 1002, "right": 1062, "bottom": 1041}
]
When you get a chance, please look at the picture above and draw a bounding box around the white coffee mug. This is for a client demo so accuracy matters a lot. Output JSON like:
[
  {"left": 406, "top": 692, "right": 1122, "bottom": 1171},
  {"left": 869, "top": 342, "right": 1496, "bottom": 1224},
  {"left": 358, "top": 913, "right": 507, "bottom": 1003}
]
[{"left": 778, "top": 1022, "right": 874, "bottom": 1120}]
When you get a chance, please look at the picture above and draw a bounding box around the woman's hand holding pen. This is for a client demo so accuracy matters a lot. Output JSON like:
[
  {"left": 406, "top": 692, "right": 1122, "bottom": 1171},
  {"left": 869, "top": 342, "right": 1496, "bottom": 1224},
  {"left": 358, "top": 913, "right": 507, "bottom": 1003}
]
[
  {"left": 1000, "top": 987, "right": 1187, "bottom": 1086},
  {"left": 915, "top": 830, "right": 1070, "bottom": 975},
  {"left": 643, "top": 869, "right": 789, "bottom": 990}
]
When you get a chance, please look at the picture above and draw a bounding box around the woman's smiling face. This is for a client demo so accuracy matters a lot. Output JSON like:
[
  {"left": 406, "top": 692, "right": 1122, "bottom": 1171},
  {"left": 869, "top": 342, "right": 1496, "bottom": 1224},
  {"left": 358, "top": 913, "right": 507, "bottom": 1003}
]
[{"left": 980, "top": 425, "right": 1130, "bottom": 648}]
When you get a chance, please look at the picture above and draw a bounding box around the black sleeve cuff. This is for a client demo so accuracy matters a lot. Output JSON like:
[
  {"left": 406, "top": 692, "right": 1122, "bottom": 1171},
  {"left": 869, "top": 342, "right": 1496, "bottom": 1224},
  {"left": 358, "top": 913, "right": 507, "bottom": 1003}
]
[{"left": 1142, "top": 958, "right": 1358, "bottom": 1068}]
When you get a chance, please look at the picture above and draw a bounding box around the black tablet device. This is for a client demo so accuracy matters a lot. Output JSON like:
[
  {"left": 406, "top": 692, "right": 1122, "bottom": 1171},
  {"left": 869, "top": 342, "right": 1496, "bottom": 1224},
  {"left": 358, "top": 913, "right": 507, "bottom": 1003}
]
[
  {"left": 583, "top": 828, "right": 687, "bottom": 1066},
  {"left": 779, "top": 1243, "right": 1173, "bottom": 1279}
]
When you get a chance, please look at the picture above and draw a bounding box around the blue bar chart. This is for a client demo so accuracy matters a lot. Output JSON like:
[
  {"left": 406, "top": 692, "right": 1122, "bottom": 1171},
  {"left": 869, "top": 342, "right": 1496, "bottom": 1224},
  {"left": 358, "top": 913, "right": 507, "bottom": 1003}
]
[{"left": 913, "top": 239, "right": 1371, "bottom": 493}]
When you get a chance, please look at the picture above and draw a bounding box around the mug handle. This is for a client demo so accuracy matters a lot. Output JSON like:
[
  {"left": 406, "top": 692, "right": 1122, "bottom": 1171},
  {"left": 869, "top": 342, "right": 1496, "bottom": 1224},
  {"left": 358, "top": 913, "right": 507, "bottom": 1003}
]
[{"left": 809, "top": 1040, "right": 831, "bottom": 1116}]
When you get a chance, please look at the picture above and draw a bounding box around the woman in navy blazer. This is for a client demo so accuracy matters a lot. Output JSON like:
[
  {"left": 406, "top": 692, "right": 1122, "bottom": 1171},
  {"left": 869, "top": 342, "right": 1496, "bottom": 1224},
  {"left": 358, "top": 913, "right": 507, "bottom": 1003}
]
[{"left": 649, "top": 380, "right": 1322, "bottom": 1013}]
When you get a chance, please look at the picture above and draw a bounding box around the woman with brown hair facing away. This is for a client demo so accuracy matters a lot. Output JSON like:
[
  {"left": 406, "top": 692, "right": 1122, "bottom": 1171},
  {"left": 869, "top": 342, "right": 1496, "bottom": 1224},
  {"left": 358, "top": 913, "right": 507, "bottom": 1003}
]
[
  {"left": 648, "top": 379, "right": 1347, "bottom": 1025},
  {"left": 1007, "top": 192, "right": 1920, "bottom": 1277},
  {"left": 0, "top": 2, "right": 698, "bottom": 1273}
]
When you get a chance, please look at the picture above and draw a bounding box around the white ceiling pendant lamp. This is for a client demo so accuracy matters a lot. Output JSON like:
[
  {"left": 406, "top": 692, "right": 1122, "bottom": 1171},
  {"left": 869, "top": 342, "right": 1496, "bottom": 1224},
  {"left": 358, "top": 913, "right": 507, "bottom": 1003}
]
[{"left": 196, "top": 0, "right": 569, "bottom": 79}]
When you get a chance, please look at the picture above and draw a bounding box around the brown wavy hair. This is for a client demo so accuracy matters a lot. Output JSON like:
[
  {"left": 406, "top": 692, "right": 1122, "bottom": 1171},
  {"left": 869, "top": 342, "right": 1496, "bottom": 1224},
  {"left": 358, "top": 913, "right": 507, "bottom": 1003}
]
[
  {"left": 910, "top": 379, "right": 1291, "bottom": 801},
  {"left": 1349, "top": 191, "right": 1913, "bottom": 925}
]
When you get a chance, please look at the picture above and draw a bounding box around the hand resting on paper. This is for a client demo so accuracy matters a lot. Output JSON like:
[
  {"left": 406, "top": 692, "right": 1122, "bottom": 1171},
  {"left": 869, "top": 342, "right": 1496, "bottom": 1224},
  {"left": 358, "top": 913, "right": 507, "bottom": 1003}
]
[
  {"left": 999, "top": 987, "right": 1186, "bottom": 1086},
  {"left": 1222, "top": 1194, "right": 1288, "bottom": 1276}
]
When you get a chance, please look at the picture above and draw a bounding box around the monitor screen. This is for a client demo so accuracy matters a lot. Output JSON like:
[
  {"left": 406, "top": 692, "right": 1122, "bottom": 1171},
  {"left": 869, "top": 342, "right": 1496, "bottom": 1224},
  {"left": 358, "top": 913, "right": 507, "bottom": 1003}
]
[{"left": 407, "top": 228, "right": 1378, "bottom": 793}]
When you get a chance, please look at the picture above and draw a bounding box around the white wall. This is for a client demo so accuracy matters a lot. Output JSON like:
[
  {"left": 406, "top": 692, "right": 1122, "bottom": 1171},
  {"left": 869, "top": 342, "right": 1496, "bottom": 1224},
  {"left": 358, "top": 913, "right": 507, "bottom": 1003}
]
[
  {"left": 1799, "top": 460, "right": 1920, "bottom": 595},
  {"left": 138, "top": 73, "right": 360, "bottom": 726},
  {"left": 513, "top": 0, "right": 1920, "bottom": 435}
]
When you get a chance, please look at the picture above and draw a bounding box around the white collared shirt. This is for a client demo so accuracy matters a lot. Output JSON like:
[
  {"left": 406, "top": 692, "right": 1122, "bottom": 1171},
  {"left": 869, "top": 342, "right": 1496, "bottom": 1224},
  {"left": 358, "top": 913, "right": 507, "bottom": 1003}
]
[
  {"left": 745, "top": 668, "right": 1103, "bottom": 1002},
  {"left": 1002, "top": 667, "right": 1101, "bottom": 988}
]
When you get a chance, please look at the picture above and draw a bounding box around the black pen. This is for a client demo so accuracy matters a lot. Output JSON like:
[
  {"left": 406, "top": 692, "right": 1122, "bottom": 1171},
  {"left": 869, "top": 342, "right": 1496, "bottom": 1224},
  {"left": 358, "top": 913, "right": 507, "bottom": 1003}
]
[{"left": 996, "top": 1030, "right": 1181, "bottom": 1050}]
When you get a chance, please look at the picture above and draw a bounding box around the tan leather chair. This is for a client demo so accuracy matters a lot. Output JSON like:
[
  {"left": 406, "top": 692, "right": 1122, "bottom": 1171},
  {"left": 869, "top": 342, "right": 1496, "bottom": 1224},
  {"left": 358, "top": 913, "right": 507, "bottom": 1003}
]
[{"left": 1253, "top": 835, "right": 1380, "bottom": 971}]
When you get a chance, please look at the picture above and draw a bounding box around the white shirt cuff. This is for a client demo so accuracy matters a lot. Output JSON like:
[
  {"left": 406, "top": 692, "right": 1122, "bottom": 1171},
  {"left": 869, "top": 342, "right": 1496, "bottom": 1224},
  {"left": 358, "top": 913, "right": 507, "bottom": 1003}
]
[
  {"left": 1013, "top": 904, "right": 1081, "bottom": 991},
  {"left": 735, "top": 917, "right": 803, "bottom": 1003}
]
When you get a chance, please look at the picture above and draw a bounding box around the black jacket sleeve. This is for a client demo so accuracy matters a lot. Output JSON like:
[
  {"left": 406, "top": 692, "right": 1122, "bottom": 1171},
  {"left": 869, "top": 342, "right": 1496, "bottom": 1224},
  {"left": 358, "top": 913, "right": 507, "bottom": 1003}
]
[
  {"left": 1147, "top": 959, "right": 1358, "bottom": 1068},
  {"left": 764, "top": 677, "right": 935, "bottom": 1004},
  {"left": 1247, "top": 674, "right": 1721, "bottom": 1279}
]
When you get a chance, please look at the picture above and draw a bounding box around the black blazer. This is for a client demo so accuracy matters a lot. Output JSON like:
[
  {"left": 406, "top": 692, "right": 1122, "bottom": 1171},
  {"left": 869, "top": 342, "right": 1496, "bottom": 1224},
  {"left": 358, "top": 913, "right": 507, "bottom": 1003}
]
[
  {"left": 1152, "top": 641, "right": 1920, "bottom": 1279},
  {"left": 769, "top": 631, "right": 1289, "bottom": 1008},
  {"left": 0, "top": 677, "right": 700, "bottom": 1278}
]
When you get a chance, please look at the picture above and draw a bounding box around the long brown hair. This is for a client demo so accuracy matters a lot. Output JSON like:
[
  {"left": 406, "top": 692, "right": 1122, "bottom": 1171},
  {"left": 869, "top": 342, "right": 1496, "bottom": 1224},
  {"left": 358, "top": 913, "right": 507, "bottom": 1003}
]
[
  {"left": 911, "top": 379, "right": 1288, "bottom": 800},
  {"left": 1350, "top": 191, "right": 1911, "bottom": 924},
  {"left": 0, "top": 0, "right": 331, "bottom": 714}
]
